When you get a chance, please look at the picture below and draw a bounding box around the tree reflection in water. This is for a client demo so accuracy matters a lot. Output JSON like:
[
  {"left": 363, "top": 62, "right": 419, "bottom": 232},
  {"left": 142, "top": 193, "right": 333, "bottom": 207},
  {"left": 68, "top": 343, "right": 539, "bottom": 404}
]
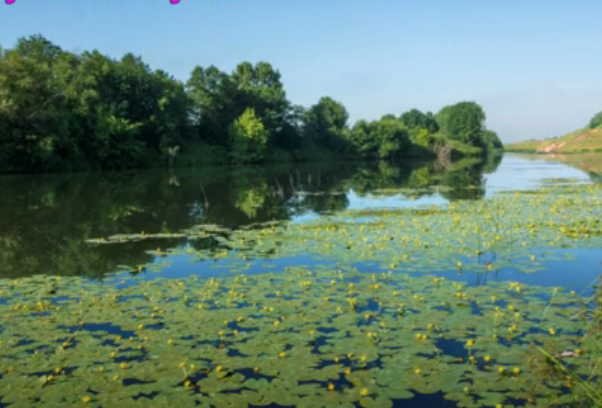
[{"left": 0, "top": 156, "right": 501, "bottom": 279}]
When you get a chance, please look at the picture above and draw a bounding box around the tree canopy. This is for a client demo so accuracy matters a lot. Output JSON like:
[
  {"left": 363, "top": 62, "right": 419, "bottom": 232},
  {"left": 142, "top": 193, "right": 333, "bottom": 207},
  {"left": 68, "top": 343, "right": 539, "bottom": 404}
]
[
  {"left": 0, "top": 35, "right": 503, "bottom": 174},
  {"left": 589, "top": 110, "right": 602, "bottom": 129}
]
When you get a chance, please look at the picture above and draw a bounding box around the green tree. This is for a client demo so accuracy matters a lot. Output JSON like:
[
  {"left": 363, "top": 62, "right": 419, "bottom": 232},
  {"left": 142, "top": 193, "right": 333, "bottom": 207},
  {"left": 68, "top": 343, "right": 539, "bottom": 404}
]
[
  {"left": 186, "top": 65, "right": 237, "bottom": 145},
  {"left": 400, "top": 109, "right": 439, "bottom": 133},
  {"left": 232, "top": 62, "right": 290, "bottom": 145},
  {"left": 229, "top": 108, "right": 268, "bottom": 164},
  {"left": 347, "top": 120, "right": 378, "bottom": 159},
  {"left": 303, "top": 97, "right": 349, "bottom": 152},
  {"left": 437, "top": 102, "right": 486, "bottom": 146},
  {"left": 0, "top": 35, "right": 71, "bottom": 172},
  {"left": 347, "top": 117, "right": 410, "bottom": 160},
  {"left": 589, "top": 110, "right": 602, "bottom": 129},
  {"left": 374, "top": 118, "right": 410, "bottom": 160},
  {"left": 480, "top": 130, "right": 503, "bottom": 151}
]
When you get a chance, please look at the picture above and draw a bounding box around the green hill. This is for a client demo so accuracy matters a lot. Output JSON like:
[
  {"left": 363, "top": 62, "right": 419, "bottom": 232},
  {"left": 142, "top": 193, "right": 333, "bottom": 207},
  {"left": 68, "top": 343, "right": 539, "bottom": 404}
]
[
  {"left": 506, "top": 109, "right": 602, "bottom": 153},
  {"left": 506, "top": 126, "right": 602, "bottom": 153}
]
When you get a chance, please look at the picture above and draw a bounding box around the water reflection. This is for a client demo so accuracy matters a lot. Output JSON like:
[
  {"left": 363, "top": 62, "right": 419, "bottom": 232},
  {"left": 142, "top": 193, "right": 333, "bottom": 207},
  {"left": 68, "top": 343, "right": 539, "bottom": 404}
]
[{"left": 0, "top": 156, "right": 502, "bottom": 279}]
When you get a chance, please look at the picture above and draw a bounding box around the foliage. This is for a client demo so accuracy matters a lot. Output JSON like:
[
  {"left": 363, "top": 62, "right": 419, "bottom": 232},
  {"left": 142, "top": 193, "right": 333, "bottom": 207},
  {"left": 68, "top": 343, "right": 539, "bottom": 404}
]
[
  {"left": 480, "top": 130, "right": 503, "bottom": 151},
  {"left": 303, "top": 97, "right": 350, "bottom": 153},
  {"left": 373, "top": 118, "right": 410, "bottom": 160},
  {"left": 589, "top": 110, "right": 602, "bottom": 129},
  {"left": 400, "top": 109, "right": 439, "bottom": 133},
  {"left": 0, "top": 35, "right": 502, "bottom": 174},
  {"left": 437, "top": 102, "right": 486, "bottom": 146},
  {"left": 347, "top": 118, "right": 410, "bottom": 160},
  {"left": 229, "top": 108, "right": 269, "bottom": 164}
]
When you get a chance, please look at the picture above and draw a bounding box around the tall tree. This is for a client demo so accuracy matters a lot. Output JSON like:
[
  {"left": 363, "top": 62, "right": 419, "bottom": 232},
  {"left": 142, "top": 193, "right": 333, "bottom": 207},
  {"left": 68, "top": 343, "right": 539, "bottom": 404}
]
[
  {"left": 229, "top": 108, "right": 269, "bottom": 164},
  {"left": 303, "top": 96, "right": 349, "bottom": 152},
  {"left": 374, "top": 118, "right": 410, "bottom": 160},
  {"left": 437, "top": 102, "right": 486, "bottom": 146},
  {"left": 400, "top": 109, "right": 439, "bottom": 133}
]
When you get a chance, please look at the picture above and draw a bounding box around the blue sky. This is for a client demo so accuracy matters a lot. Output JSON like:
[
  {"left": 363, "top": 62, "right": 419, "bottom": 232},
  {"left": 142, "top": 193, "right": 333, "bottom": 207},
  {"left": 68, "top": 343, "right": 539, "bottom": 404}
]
[{"left": 1, "top": 0, "right": 601, "bottom": 142}]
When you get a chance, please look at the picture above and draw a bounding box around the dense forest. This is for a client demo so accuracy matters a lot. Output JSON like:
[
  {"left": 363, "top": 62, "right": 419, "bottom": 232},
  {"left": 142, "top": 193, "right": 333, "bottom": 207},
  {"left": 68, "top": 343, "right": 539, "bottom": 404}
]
[{"left": 0, "top": 35, "right": 503, "bottom": 174}]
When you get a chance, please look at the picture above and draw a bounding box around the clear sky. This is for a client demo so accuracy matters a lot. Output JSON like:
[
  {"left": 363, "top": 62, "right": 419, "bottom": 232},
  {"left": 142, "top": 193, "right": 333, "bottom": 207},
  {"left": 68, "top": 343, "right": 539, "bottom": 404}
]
[{"left": 1, "top": 0, "right": 601, "bottom": 143}]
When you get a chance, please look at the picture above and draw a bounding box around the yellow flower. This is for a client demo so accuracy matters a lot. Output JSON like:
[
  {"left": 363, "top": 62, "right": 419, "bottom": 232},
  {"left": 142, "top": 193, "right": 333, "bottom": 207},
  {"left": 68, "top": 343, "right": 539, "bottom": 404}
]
[
  {"left": 327, "top": 382, "right": 335, "bottom": 391},
  {"left": 215, "top": 365, "right": 223, "bottom": 372},
  {"left": 279, "top": 351, "right": 286, "bottom": 358},
  {"left": 466, "top": 339, "right": 474, "bottom": 348},
  {"left": 549, "top": 328, "right": 556, "bottom": 335},
  {"left": 360, "top": 355, "right": 367, "bottom": 362},
  {"left": 179, "top": 362, "right": 187, "bottom": 368},
  {"left": 120, "top": 362, "right": 127, "bottom": 369},
  {"left": 360, "top": 387, "right": 369, "bottom": 397},
  {"left": 274, "top": 320, "right": 280, "bottom": 327},
  {"left": 414, "top": 368, "right": 421, "bottom": 374},
  {"left": 167, "top": 339, "right": 173, "bottom": 345},
  {"left": 484, "top": 355, "right": 491, "bottom": 362},
  {"left": 82, "top": 396, "right": 91, "bottom": 404},
  {"left": 498, "top": 366, "right": 505, "bottom": 374},
  {"left": 344, "top": 368, "right": 351, "bottom": 376}
]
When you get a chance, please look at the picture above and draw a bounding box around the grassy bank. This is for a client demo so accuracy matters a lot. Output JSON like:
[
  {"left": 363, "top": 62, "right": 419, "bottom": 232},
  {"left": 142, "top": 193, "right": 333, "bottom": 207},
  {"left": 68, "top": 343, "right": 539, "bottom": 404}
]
[{"left": 506, "top": 126, "right": 602, "bottom": 154}]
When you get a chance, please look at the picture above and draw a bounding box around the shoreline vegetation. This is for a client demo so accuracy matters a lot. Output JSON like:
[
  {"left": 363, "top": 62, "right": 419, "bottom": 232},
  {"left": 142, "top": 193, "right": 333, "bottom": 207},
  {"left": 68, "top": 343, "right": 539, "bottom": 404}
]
[
  {"left": 0, "top": 35, "right": 502, "bottom": 175},
  {"left": 506, "top": 112, "right": 602, "bottom": 154}
]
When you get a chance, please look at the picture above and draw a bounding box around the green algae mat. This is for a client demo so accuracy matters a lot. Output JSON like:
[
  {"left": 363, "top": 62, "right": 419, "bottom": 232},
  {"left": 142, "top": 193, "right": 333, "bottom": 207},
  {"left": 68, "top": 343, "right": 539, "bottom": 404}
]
[{"left": 1, "top": 184, "right": 602, "bottom": 408}]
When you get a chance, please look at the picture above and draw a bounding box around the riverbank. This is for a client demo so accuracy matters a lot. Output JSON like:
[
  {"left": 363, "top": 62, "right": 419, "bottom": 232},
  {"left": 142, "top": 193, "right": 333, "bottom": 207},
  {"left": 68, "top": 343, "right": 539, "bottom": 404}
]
[{"left": 505, "top": 126, "right": 602, "bottom": 154}]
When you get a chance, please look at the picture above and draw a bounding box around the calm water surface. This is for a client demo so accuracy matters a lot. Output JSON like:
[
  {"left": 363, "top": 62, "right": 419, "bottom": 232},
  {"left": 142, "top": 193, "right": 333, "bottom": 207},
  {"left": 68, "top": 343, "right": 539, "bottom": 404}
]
[{"left": 0, "top": 153, "right": 600, "bottom": 289}]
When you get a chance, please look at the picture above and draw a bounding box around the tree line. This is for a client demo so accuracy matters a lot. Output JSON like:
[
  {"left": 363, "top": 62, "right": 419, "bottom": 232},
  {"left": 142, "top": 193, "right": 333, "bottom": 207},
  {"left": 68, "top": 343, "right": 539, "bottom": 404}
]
[{"left": 0, "top": 35, "right": 503, "bottom": 174}]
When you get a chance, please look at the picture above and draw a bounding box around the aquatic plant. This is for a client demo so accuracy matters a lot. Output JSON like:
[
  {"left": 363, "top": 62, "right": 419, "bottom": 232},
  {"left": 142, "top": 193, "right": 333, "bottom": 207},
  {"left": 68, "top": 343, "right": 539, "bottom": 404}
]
[
  {"left": 3, "top": 183, "right": 601, "bottom": 407},
  {"left": 0, "top": 267, "right": 598, "bottom": 407}
]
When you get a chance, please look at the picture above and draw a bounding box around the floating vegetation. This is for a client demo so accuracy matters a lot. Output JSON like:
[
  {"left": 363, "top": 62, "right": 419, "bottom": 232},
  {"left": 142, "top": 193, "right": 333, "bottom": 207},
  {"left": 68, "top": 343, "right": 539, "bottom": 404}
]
[
  {"left": 0, "top": 269, "right": 599, "bottom": 407},
  {"left": 122, "top": 184, "right": 602, "bottom": 275},
  {"left": 2, "top": 183, "right": 601, "bottom": 407}
]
